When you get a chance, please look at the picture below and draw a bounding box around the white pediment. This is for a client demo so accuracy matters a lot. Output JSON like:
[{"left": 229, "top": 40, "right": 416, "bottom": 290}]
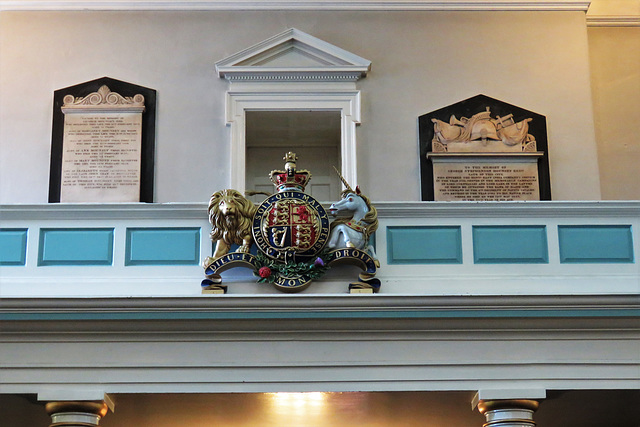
[{"left": 215, "top": 28, "right": 371, "bottom": 82}]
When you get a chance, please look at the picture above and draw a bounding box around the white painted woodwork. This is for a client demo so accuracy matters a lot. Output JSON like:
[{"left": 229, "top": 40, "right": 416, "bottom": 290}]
[
  {"left": 0, "top": 294, "right": 638, "bottom": 397},
  {"left": 1, "top": 201, "right": 638, "bottom": 297},
  {"left": 216, "top": 28, "right": 368, "bottom": 192}
]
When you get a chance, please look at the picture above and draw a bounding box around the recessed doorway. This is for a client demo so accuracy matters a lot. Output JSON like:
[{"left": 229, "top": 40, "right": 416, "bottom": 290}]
[{"left": 245, "top": 110, "right": 342, "bottom": 202}]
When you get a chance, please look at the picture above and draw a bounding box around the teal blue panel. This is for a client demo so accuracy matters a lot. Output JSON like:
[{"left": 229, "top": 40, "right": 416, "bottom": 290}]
[
  {"left": 126, "top": 227, "right": 201, "bottom": 266},
  {"left": 0, "top": 229, "right": 28, "bottom": 266},
  {"left": 38, "top": 228, "right": 113, "bottom": 266},
  {"left": 387, "top": 226, "right": 462, "bottom": 264},
  {"left": 558, "top": 225, "right": 634, "bottom": 263},
  {"left": 473, "top": 225, "right": 548, "bottom": 264}
]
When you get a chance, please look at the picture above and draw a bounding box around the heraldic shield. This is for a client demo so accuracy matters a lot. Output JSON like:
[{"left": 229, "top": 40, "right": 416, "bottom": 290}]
[
  {"left": 253, "top": 191, "right": 330, "bottom": 263},
  {"left": 202, "top": 152, "right": 381, "bottom": 294}
]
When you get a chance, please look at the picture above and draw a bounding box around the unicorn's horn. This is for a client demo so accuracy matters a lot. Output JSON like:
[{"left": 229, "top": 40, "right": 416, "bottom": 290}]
[{"left": 333, "top": 166, "right": 353, "bottom": 193}]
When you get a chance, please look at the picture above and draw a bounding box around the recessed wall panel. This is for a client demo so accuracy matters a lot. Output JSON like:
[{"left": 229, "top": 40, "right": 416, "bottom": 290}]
[
  {"left": 558, "top": 225, "right": 634, "bottom": 263},
  {"left": 0, "top": 229, "right": 28, "bottom": 266},
  {"left": 126, "top": 227, "right": 201, "bottom": 266},
  {"left": 473, "top": 225, "right": 548, "bottom": 264},
  {"left": 387, "top": 226, "right": 462, "bottom": 264},
  {"left": 38, "top": 228, "right": 114, "bottom": 266}
]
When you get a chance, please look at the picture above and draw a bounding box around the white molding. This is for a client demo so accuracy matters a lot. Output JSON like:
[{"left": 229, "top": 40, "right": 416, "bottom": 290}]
[
  {"left": 587, "top": 15, "right": 640, "bottom": 27},
  {"left": 1, "top": 294, "right": 638, "bottom": 314},
  {"left": 473, "top": 388, "right": 547, "bottom": 404},
  {"left": 373, "top": 200, "right": 640, "bottom": 218},
  {"left": 0, "top": 295, "right": 638, "bottom": 395},
  {"left": 0, "top": 1, "right": 593, "bottom": 12},
  {"left": 2, "top": 271, "right": 639, "bottom": 298},
  {"left": 37, "top": 390, "right": 113, "bottom": 407},
  {"left": 0, "top": 202, "right": 209, "bottom": 221},
  {"left": 221, "top": 71, "right": 365, "bottom": 82},
  {"left": 216, "top": 28, "right": 368, "bottom": 191},
  {"left": 225, "top": 88, "right": 361, "bottom": 191},
  {"left": 216, "top": 28, "right": 371, "bottom": 82},
  {"left": 3, "top": 200, "right": 639, "bottom": 220}
]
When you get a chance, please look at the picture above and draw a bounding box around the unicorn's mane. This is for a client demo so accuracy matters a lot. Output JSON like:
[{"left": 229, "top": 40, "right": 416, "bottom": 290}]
[{"left": 332, "top": 190, "right": 379, "bottom": 241}]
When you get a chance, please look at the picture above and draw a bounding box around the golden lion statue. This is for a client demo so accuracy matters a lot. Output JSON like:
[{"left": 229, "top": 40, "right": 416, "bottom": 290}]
[{"left": 208, "top": 189, "right": 257, "bottom": 259}]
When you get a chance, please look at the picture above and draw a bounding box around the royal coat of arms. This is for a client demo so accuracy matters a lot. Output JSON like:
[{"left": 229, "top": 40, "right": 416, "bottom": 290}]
[{"left": 202, "top": 152, "right": 380, "bottom": 293}]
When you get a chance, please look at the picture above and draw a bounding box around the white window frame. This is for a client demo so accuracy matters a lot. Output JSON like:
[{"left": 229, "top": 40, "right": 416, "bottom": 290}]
[
  {"left": 216, "top": 28, "right": 370, "bottom": 192},
  {"left": 226, "top": 87, "right": 361, "bottom": 192}
]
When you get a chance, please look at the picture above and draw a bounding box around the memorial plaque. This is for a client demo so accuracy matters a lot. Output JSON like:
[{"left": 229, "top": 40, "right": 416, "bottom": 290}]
[
  {"left": 60, "top": 87, "right": 144, "bottom": 202},
  {"left": 419, "top": 94, "right": 551, "bottom": 201},
  {"left": 49, "top": 77, "right": 156, "bottom": 203},
  {"left": 429, "top": 154, "right": 541, "bottom": 201}
]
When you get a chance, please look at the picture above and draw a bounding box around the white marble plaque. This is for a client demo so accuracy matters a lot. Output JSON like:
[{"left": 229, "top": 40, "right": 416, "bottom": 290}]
[
  {"left": 60, "top": 113, "right": 142, "bottom": 202},
  {"left": 429, "top": 154, "right": 542, "bottom": 201},
  {"left": 59, "top": 86, "right": 144, "bottom": 202}
]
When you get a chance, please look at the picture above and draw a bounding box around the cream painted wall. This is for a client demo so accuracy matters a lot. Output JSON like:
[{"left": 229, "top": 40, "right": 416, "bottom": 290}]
[
  {"left": 588, "top": 26, "right": 640, "bottom": 200},
  {"left": 588, "top": 0, "right": 640, "bottom": 16},
  {"left": 0, "top": 10, "right": 601, "bottom": 203}
]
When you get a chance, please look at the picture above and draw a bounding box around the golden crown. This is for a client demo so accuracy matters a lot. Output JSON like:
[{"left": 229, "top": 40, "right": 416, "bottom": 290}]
[{"left": 269, "top": 152, "right": 312, "bottom": 193}]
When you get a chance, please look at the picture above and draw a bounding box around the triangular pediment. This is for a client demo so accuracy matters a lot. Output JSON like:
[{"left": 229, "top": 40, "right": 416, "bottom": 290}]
[{"left": 216, "top": 28, "right": 371, "bottom": 82}]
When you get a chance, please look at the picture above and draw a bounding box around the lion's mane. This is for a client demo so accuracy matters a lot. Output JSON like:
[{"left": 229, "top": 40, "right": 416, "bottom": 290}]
[{"left": 208, "top": 189, "right": 257, "bottom": 246}]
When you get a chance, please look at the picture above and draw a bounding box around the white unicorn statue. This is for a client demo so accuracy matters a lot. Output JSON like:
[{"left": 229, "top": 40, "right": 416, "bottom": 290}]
[{"left": 326, "top": 168, "right": 379, "bottom": 266}]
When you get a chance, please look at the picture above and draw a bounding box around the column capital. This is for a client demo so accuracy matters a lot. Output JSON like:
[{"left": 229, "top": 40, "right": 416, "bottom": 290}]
[
  {"left": 477, "top": 399, "right": 540, "bottom": 414},
  {"left": 45, "top": 401, "right": 109, "bottom": 427},
  {"left": 474, "top": 398, "right": 541, "bottom": 427}
]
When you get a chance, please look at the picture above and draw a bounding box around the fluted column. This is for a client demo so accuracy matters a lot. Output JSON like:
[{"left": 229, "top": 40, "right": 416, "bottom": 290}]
[
  {"left": 45, "top": 401, "right": 109, "bottom": 427},
  {"left": 476, "top": 399, "right": 540, "bottom": 427}
]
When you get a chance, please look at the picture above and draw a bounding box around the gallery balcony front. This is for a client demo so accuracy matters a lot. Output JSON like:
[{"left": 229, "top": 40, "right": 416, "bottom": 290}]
[
  {"left": 1, "top": 200, "right": 637, "bottom": 298},
  {"left": 1, "top": 200, "right": 639, "bottom": 425}
]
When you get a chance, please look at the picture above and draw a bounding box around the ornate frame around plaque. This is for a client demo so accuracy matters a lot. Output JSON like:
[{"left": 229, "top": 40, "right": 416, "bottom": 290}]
[
  {"left": 419, "top": 94, "right": 551, "bottom": 201},
  {"left": 202, "top": 152, "right": 380, "bottom": 294},
  {"left": 49, "top": 77, "right": 156, "bottom": 203}
]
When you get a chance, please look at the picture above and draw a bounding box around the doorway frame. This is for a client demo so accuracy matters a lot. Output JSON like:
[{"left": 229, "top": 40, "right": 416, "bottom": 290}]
[
  {"left": 215, "top": 28, "right": 371, "bottom": 193},
  {"left": 226, "top": 87, "right": 361, "bottom": 192}
]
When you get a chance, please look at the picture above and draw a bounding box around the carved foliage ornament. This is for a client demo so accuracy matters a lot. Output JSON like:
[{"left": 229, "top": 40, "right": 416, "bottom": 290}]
[{"left": 62, "top": 85, "right": 145, "bottom": 111}]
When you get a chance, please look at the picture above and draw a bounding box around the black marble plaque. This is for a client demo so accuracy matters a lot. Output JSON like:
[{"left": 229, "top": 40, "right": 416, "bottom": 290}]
[
  {"left": 49, "top": 77, "right": 156, "bottom": 203},
  {"left": 419, "top": 94, "right": 551, "bottom": 201}
]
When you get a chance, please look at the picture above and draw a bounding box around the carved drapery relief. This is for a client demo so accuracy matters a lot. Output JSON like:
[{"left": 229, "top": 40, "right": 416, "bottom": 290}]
[{"left": 431, "top": 107, "right": 536, "bottom": 153}]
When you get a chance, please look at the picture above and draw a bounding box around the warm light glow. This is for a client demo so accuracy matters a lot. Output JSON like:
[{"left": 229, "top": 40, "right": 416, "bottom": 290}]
[
  {"left": 265, "top": 392, "right": 330, "bottom": 420},
  {"left": 268, "top": 392, "right": 327, "bottom": 404}
]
